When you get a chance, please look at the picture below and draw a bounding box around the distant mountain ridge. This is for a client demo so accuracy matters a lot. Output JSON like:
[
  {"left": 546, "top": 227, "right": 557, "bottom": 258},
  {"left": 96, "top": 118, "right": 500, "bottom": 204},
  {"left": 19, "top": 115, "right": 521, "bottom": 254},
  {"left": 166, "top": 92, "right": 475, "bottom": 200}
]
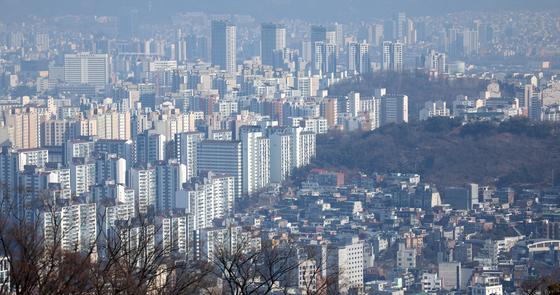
[{"left": 0, "top": 0, "right": 558, "bottom": 22}]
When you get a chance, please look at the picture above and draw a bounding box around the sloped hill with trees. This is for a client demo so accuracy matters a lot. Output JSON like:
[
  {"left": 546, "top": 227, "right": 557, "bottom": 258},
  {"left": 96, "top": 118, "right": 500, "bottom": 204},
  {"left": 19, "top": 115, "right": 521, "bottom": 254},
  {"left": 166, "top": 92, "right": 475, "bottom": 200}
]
[
  {"left": 313, "top": 117, "right": 560, "bottom": 188},
  {"left": 328, "top": 72, "right": 493, "bottom": 118}
]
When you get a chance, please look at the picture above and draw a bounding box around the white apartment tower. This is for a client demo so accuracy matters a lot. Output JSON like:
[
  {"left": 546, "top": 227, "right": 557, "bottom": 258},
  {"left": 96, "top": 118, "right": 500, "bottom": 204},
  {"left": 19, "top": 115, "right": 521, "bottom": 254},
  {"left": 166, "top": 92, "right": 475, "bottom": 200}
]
[
  {"left": 348, "top": 42, "right": 370, "bottom": 74},
  {"left": 240, "top": 127, "right": 270, "bottom": 196},
  {"left": 43, "top": 203, "right": 97, "bottom": 253},
  {"left": 382, "top": 41, "right": 404, "bottom": 72},
  {"left": 161, "top": 215, "right": 194, "bottom": 258},
  {"left": 70, "top": 159, "right": 95, "bottom": 196},
  {"left": 187, "top": 172, "right": 235, "bottom": 230},
  {"left": 131, "top": 167, "right": 157, "bottom": 215},
  {"left": 327, "top": 237, "right": 364, "bottom": 293},
  {"left": 175, "top": 132, "right": 204, "bottom": 181}
]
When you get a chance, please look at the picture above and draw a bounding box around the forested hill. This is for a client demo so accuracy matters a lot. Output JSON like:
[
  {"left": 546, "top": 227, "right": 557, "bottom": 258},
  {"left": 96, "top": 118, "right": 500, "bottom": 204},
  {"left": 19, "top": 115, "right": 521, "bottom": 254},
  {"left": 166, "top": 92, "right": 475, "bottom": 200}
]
[
  {"left": 313, "top": 118, "right": 560, "bottom": 188},
  {"left": 328, "top": 73, "right": 493, "bottom": 118}
]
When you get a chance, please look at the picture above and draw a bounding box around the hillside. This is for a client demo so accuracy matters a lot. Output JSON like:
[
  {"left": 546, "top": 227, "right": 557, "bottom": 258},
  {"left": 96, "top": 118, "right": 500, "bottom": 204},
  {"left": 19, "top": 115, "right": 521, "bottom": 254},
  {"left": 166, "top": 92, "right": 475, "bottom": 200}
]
[
  {"left": 312, "top": 118, "right": 560, "bottom": 188},
  {"left": 328, "top": 72, "right": 494, "bottom": 118}
]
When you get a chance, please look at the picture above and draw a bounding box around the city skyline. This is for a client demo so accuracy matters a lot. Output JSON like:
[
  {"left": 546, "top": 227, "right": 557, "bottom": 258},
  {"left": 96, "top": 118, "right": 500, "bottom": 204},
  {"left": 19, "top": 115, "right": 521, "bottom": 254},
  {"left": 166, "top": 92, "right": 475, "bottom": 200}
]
[{"left": 0, "top": 1, "right": 559, "bottom": 294}]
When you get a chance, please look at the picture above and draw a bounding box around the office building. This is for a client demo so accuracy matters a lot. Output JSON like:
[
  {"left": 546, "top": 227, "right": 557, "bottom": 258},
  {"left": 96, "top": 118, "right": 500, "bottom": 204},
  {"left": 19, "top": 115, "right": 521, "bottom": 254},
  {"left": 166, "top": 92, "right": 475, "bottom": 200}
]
[
  {"left": 443, "top": 183, "right": 479, "bottom": 210},
  {"left": 310, "top": 25, "right": 327, "bottom": 65},
  {"left": 381, "top": 94, "right": 409, "bottom": 125},
  {"left": 64, "top": 53, "right": 110, "bottom": 88},
  {"left": 198, "top": 140, "right": 243, "bottom": 199},
  {"left": 394, "top": 12, "right": 409, "bottom": 42},
  {"left": 310, "top": 25, "right": 327, "bottom": 44}
]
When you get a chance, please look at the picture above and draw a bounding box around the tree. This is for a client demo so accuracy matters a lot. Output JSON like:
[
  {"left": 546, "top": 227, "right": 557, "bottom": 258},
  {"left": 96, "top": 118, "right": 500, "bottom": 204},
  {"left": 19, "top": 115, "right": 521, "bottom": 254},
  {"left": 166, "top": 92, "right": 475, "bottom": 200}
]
[
  {"left": 212, "top": 238, "right": 299, "bottom": 295},
  {"left": 0, "top": 194, "right": 213, "bottom": 295},
  {"left": 211, "top": 238, "right": 344, "bottom": 295}
]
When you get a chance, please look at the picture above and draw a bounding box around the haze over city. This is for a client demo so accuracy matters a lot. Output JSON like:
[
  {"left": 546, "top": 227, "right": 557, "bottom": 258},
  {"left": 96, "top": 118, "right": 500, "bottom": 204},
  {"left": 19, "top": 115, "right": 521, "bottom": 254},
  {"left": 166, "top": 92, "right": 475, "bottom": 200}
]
[{"left": 0, "top": 0, "right": 559, "bottom": 294}]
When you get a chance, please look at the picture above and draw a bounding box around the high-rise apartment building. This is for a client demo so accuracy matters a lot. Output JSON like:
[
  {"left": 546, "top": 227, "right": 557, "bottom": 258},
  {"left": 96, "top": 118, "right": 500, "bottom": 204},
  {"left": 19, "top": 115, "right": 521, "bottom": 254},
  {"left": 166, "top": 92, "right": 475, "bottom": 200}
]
[
  {"left": 240, "top": 126, "right": 270, "bottom": 196},
  {"left": 382, "top": 41, "right": 404, "bottom": 72},
  {"left": 320, "top": 98, "right": 339, "bottom": 128},
  {"left": 155, "top": 160, "right": 187, "bottom": 212},
  {"left": 313, "top": 42, "right": 337, "bottom": 75},
  {"left": 42, "top": 120, "right": 78, "bottom": 147},
  {"left": 136, "top": 130, "right": 166, "bottom": 166},
  {"left": 55, "top": 203, "right": 97, "bottom": 252},
  {"left": 70, "top": 158, "right": 96, "bottom": 196},
  {"left": 131, "top": 167, "right": 157, "bottom": 215},
  {"left": 4, "top": 107, "right": 40, "bottom": 150},
  {"left": 348, "top": 42, "right": 370, "bottom": 74},
  {"left": 35, "top": 32, "right": 49, "bottom": 52},
  {"left": 95, "top": 153, "right": 126, "bottom": 186},
  {"left": 94, "top": 111, "right": 131, "bottom": 141},
  {"left": 269, "top": 129, "right": 292, "bottom": 183},
  {"left": 187, "top": 172, "right": 235, "bottom": 230},
  {"left": 368, "top": 24, "right": 384, "bottom": 47},
  {"left": 261, "top": 23, "right": 287, "bottom": 66},
  {"left": 17, "top": 148, "right": 48, "bottom": 171},
  {"left": 161, "top": 214, "right": 193, "bottom": 258},
  {"left": 211, "top": 20, "right": 237, "bottom": 74},
  {"left": 175, "top": 132, "right": 204, "bottom": 181}
]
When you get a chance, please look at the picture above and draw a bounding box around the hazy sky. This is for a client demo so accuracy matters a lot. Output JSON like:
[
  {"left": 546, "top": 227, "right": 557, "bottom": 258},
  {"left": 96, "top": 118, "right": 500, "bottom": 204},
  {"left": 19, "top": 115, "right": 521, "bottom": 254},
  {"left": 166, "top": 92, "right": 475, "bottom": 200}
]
[{"left": 0, "top": 0, "right": 558, "bottom": 21}]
